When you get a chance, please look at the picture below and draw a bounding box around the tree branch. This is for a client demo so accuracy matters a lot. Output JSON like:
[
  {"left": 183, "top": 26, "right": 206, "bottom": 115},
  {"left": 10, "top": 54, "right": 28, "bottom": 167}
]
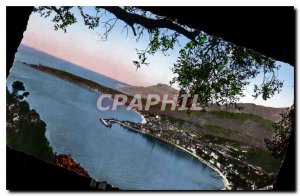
[{"left": 97, "top": 6, "right": 199, "bottom": 42}]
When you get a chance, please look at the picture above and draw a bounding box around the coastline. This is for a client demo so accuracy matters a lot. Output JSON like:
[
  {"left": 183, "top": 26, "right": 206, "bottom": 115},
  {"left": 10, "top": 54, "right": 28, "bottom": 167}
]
[
  {"left": 133, "top": 110, "right": 147, "bottom": 124},
  {"left": 112, "top": 120, "right": 230, "bottom": 190},
  {"left": 26, "top": 62, "right": 229, "bottom": 189}
]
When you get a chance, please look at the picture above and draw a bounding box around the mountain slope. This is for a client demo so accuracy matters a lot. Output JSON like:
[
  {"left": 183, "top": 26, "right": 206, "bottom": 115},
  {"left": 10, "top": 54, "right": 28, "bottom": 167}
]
[
  {"left": 117, "top": 83, "right": 179, "bottom": 100},
  {"left": 118, "top": 83, "right": 287, "bottom": 148}
]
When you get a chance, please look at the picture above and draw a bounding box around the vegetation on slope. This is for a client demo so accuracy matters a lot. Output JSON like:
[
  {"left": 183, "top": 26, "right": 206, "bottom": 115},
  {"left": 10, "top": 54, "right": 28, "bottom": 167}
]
[
  {"left": 201, "top": 135, "right": 281, "bottom": 173},
  {"left": 265, "top": 104, "right": 294, "bottom": 159},
  {"left": 202, "top": 110, "right": 273, "bottom": 131},
  {"left": 6, "top": 81, "right": 55, "bottom": 163}
]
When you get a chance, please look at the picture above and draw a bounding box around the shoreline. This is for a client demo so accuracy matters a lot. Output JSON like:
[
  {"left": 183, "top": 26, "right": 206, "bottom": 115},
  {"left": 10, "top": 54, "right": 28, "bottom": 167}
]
[
  {"left": 133, "top": 110, "right": 147, "bottom": 124},
  {"left": 111, "top": 120, "right": 230, "bottom": 190},
  {"left": 22, "top": 62, "right": 281, "bottom": 190}
]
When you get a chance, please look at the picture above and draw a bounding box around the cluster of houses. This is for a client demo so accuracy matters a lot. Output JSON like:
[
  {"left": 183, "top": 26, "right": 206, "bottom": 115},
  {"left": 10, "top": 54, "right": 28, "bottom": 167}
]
[
  {"left": 118, "top": 112, "right": 275, "bottom": 190},
  {"left": 123, "top": 113, "right": 225, "bottom": 171}
]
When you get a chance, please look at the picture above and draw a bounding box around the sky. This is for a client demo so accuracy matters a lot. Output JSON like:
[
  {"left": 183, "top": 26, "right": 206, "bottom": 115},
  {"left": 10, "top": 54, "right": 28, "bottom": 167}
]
[{"left": 21, "top": 7, "right": 294, "bottom": 108}]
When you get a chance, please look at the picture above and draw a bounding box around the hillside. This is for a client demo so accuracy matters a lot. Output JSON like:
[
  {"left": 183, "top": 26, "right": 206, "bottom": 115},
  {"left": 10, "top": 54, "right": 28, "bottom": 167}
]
[
  {"left": 208, "top": 103, "right": 287, "bottom": 122},
  {"left": 118, "top": 83, "right": 287, "bottom": 148},
  {"left": 118, "top": 83, "right": 286, "bottom": 122},
  {"left": 118, "top": 83, "right": 179, "bottom": 101}
]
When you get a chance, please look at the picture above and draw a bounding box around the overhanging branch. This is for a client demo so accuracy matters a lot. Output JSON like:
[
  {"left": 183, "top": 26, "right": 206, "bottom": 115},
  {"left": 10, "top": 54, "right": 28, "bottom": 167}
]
[{"left": 97, "top": 6, "right": 200, "bottom": 42}]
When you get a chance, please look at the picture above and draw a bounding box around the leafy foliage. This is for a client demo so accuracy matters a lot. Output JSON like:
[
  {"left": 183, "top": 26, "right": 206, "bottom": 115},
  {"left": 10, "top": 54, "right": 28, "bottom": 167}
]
[
  {"left": 264, "top": 104, "right": 294, "bottom": 159},
  {"left": 171, "top": 34, "right": 282, "bottom": 107},
  {"left": 33, "top": 6, "right": 284, "bottom": 108},
  {"left": 6, "top": 81, "right": 55, "bottom": 162},
  {"left": 34, "top": 6, "right": 77, "bottom": 32}
]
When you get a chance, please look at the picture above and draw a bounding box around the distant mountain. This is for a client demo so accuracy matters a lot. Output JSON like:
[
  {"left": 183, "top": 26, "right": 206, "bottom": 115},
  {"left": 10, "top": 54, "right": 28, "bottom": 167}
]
[
  {"left": 208, "top": 103, "right": 287, "bottom": 122},
  {"left": 117, "top": 83, "right": 179, "bottom": 101},
  {"left": 118, "top": 83, "right": 289, "bottom": 148},
  {"left": 118, "top": 83, "right": 286, "bottom": 122}
]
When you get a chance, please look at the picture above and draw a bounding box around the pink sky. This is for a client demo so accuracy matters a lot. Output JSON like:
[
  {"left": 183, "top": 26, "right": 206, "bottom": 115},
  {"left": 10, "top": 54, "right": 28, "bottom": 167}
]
[
  {"left": 20, "top": 10, "right": 294, "bottom": 108},
  {"left": 21, "top": 12, "right": 176, "bottom": 87}
]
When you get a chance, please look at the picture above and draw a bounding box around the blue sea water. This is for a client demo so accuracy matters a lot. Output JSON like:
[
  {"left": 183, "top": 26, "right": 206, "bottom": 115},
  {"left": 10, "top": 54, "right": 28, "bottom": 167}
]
[{"left": 6, "top": 44, "right": 224, "bottom": 190}]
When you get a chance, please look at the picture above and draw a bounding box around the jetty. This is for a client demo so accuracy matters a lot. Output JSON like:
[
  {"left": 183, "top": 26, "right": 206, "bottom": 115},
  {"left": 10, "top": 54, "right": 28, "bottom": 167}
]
[{"left": 99, "top": 118, "right": 112, "bottom": 128}]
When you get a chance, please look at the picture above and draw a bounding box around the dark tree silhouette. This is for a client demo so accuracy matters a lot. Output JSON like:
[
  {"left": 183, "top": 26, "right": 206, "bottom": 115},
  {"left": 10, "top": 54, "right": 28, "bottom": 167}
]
[
  {"left": 265, "top": 104, "right": 295, "bottom": 159},
  {"left": 6, "top": 81, "right": 54, "bottom": 162},
  {"left": 33, "top": 6, "right": 285, "bottom": 109},
  {"left": 11, "top": 81, "right": 30, "bottom": 100}
]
